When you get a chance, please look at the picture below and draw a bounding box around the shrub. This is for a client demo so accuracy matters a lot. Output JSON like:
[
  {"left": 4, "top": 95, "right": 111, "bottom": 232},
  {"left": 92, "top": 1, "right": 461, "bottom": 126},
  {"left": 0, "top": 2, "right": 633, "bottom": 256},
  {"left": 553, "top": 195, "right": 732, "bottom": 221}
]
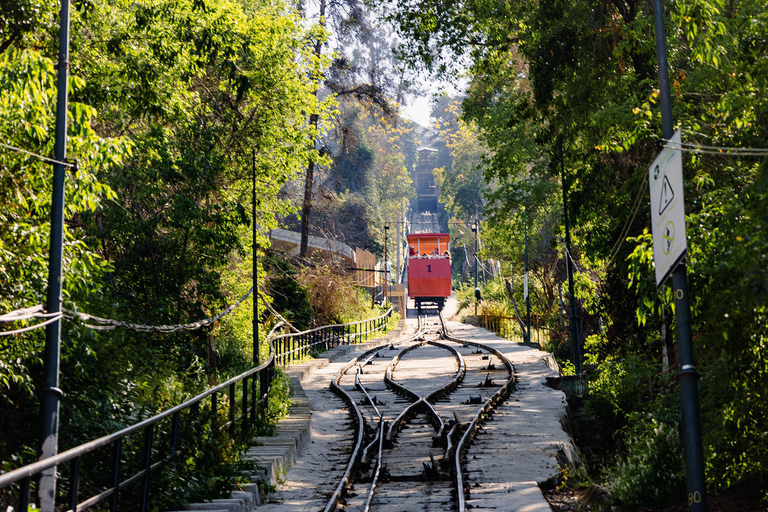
[{"left": 608, "top": 419, "right": 685, "bottom": 508}]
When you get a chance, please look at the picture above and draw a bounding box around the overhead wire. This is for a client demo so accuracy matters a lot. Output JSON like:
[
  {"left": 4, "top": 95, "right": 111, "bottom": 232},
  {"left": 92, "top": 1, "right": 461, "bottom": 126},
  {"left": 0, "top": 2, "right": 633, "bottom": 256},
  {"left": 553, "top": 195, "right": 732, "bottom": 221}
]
[
  {"left": 0, "top": 142, "right": 76, "bottom": 168},
  {"left": 605, "top": 177, "right": 648, "bottom": 268},
  {"left": 2, "top": 287, "right": 301, "bottom": 336},
  {"left": 661, "top": 139, "right": 768, "bottom": 156},
  {"left": 557, "top": 237, "right": 584, "bottom": 273},
  {"left": 1, "top": 305, "right": 64, "bottom": 336},
  {"left": 0, "top": 314, "right": 63, "bottom": 336},
  {"left": 0, "top": 305, "right": 53, "bottom": 322}
]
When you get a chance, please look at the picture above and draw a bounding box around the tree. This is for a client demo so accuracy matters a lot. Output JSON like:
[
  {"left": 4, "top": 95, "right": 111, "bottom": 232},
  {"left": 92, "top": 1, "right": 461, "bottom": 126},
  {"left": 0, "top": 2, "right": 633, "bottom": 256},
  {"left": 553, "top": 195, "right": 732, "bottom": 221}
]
[
  {"left": 432, "top": 102, "right": 488, "bottom": 222},
  {"left": 0, "top": 46, "right": 128, "bottom": 461},
  {"left": 379, "top": 0, "right": 768, "bottom": 500}
]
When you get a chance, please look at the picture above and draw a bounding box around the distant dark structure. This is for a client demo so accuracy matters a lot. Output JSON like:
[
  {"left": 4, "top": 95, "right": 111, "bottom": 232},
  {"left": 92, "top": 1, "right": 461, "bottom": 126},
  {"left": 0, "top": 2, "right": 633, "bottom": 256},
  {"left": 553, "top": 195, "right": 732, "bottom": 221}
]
[{"left": 409, "top": 148, "right": 448, "bottom": 233}]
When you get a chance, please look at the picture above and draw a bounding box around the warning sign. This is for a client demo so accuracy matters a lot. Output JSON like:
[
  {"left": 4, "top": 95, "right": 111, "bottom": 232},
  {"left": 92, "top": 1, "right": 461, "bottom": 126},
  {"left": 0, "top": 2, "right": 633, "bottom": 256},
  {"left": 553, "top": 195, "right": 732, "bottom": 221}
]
[
  {"left": 649, "top": 129, "right": 687, "bottom": 286},
  {"left": 658, "top": 175, "right": 675, "bottom": 215}
]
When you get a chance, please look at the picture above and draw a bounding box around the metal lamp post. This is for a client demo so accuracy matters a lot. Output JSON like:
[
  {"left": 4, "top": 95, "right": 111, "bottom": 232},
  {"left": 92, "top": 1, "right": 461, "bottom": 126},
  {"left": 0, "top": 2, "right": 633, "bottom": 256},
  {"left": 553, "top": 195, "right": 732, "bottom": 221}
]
[
  {"left": 252, "top": 150, "right": 259, "bottom": 367},
  {"left": 384, "top": 224, "right": 389, "bottom": 306},
  {"left": 472, "top": 221, "right": 478, "bottom": 316},
  {"left": 524, "top": 209, "right": 531, "bottom": 344},
  {"left": 40, "top": 0, "right": 71, "bottom": 507},
  {"left": 560, "top": 140, "right": 581, "bottom": 376},
  {"left": 653, "top": 0, "right": 707, "bottom": 507}
]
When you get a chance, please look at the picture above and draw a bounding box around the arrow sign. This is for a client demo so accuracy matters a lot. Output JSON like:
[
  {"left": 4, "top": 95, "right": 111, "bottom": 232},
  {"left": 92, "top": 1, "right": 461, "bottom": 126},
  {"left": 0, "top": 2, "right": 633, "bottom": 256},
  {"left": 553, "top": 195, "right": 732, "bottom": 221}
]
[{"left": 649, "top": 129, "right": 687, "bottom": 286}]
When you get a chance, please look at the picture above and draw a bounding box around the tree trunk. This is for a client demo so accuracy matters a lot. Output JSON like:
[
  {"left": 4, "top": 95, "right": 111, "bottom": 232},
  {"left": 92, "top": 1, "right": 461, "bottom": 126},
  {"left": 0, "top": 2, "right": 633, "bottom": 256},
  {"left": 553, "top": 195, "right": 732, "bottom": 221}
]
[
  {"left": 299, "top": 0, "right": 326, "bottom": 258},
  {"left": 300, "top": 153, "right": 316, "bottom": 258}
]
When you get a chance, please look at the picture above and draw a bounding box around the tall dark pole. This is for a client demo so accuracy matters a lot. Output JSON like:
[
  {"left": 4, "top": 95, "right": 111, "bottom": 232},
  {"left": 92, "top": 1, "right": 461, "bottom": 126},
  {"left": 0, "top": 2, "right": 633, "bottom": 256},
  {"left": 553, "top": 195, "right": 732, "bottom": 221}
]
[
  {"left": 40, "top": 0, "right": 71, "bottom": 508},
  {"left": 653, "top": 0, "right": 707, "bottom": 508},
  {"left": 524, "top": 209, "right": 531, "bottom": 344},
  {"left": 560, "top": 139, "right": 581, "bottom": 375},
  {"left": 384, "top": 224, "right": 389, "bottom": 306},
  {"left": 472, "top": 221, "right": 478, "bottom": 316},
  {"left": 252, "top": 151, "right": 259, "bottom": 367}
]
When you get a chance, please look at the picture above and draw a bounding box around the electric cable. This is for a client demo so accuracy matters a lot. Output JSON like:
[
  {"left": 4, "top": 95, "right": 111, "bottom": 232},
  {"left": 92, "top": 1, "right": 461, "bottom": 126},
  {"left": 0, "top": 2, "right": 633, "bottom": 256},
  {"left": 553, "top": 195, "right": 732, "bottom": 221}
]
[
  {"left": 661, "top": 139, "right": 768, "bottom": 156},
  {"left": 0, "top": 315, "right": 63, "bottom": 336},
  {"left": 605, "top": 177, "right": 648, "bottom": 268},
  {"left": 0, "top": 142, "right": 76, "bottom": 167}
]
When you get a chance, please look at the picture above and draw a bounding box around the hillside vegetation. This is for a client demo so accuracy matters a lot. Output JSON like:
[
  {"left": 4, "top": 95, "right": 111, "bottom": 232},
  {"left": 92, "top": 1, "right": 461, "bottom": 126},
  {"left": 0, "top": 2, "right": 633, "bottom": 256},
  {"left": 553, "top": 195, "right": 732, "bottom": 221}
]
[{"left": 377, "top": 0, "right": 768, "bottom": 507}]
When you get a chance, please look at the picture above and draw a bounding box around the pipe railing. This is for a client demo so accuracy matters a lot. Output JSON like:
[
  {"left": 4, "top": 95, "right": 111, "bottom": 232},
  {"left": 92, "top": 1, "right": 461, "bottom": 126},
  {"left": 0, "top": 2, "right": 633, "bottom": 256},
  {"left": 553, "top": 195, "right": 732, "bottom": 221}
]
[
  {"left": 273, "top": 308, "right": 393, "bottom": 366},
  {"left": 2, "top": 308, "right": 396, "bottom": 512},
  {"left": 0, "top": 322, "right": 289, "bottom": 512}
]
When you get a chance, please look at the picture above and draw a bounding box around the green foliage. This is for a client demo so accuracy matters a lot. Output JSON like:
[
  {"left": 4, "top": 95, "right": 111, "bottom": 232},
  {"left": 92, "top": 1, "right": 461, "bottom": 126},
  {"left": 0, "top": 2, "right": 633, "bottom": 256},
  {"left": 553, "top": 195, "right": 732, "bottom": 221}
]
[
  {"left": 297, "top": 263, "right": 372, "bottom": 327},
  {"left": 609, "top": 420, "right": 685, "bottom": 508},
  {"left": 433, "top": 104, "right": 489, "bottom": 221},
  {"left": 264, "top": 252, "right": 313, "bottom": 331},
  {"left": 1, "top": 0, "right": 328, "bottom": 506},
  {"left": 0, "top": 47, "right": 129, "bottom": 460},
  {"left": 588, "top": 356, "right": 661, "bottom": 420},
  {"left": 381, "top": 0, "right": 768, "bottom": 501}
]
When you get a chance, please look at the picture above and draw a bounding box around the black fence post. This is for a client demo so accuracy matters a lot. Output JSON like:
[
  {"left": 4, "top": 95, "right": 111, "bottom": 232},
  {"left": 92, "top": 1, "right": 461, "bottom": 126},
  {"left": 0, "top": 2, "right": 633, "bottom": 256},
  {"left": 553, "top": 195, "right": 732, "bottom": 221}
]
[
  {"left": 242, "top": 376, "right": 249, "bottom": 433},
  {"left": 19, "top": 476, "right": 30, "bottom": 512},
  {"left": 211, "top": 391, "right": 217, "bottom": 429},
  {"left": 110, "top": 439, "right": 122, "bottom": 512},
  {"left": 69, "top": 457, "right": 80, "bottom": 512},
  {"left": 229, "top": 384, "right": 236, "bottom": 438},
  {"left": 251, "top": 375, "right": 257, "bottom": 426},
  {"left": 170, "top": 412, "right": 179, "bottom": 463},
  {"left": 140, "top": 426, "right": 153, "bottom": 512}
]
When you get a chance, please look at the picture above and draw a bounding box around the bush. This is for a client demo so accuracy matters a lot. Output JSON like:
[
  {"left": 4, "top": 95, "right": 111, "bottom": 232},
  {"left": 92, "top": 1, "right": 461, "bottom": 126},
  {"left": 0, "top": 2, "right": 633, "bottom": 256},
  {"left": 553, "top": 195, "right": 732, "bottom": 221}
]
[
  {"left": 608, "top": 419, "right": 685, "bottom": 508},
  {"left": 264, "top": 253, "right": 313, "bottom": 330},
  {"left": 297, "top": 262, "right": 370, "bottom": 326}
]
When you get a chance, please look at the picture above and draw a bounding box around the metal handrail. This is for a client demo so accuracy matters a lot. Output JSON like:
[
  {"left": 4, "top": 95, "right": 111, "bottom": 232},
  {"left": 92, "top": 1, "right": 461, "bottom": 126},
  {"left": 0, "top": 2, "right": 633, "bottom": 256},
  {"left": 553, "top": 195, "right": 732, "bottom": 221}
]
[
  {"left": 273, "top": 307, "right": 393, "bottom": 339},
  {"left": 0, "top": 356, "right": 274, "bottom": 486},
  {"left": 0, "top": 321, "right": 287, "bottom": 511},
  {"left": 273, "top": 308, "right": 394, "bottom": 365}
]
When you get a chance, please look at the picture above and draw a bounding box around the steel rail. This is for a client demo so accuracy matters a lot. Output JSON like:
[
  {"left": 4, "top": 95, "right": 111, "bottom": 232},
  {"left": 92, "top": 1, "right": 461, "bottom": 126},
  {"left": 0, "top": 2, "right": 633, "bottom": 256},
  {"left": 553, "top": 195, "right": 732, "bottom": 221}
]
[
  {"left": 355, "top": 371, "right": 385, "bottom": 464},
  {"left": 439, "top": 312, "right": 517, "bottom": 512},
  {"left": 383, "top": 339, "right": 465, "bottom": 442},
  {"left": 323, "top": 315, "right": 426, "bottom": 512},
  {"left": 325, "top": 310, "right": 518, "bottom": 512},
  {"left": 326, "top": 377, "right": 366, "bottom": 512},
  {"left": 362, "top": 417, "right": 386, "bottom": 512}
]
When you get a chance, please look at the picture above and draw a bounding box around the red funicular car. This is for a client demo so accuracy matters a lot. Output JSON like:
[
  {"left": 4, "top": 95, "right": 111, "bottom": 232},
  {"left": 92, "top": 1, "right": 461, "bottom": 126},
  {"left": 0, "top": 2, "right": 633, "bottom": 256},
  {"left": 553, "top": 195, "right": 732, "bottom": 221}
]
[{"left": 406, "top": 233, "right": 451, "bottom": 310}]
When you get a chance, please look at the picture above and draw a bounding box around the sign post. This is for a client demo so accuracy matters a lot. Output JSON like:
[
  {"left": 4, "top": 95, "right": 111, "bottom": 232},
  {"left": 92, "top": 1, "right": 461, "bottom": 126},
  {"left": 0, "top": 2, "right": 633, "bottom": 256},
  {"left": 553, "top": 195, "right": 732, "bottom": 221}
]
[{"left": 652, "top": 0, "right": 708, "bottom": 507}]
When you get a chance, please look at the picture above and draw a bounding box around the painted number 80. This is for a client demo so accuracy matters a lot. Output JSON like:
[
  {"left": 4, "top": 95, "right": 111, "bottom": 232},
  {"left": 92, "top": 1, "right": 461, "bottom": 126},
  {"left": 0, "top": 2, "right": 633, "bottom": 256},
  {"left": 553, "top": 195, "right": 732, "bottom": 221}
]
[{"left": 688, "top": 491, "right": 702, "bottom": 505}]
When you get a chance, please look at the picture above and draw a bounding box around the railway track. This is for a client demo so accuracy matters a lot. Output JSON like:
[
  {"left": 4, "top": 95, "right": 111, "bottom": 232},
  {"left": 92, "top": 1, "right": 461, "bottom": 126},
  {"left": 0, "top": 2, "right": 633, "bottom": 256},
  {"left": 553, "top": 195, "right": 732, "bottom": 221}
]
[{"left": 325, "top": 311, "right": 516, "bottom": 512}]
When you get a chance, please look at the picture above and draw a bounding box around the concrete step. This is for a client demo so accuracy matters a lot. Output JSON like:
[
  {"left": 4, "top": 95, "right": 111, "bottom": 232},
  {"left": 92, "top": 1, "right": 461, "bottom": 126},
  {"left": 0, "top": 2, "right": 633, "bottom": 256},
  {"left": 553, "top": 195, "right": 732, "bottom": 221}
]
[{"left": 167, "top": 322, "right": 404, "bottom": 511}]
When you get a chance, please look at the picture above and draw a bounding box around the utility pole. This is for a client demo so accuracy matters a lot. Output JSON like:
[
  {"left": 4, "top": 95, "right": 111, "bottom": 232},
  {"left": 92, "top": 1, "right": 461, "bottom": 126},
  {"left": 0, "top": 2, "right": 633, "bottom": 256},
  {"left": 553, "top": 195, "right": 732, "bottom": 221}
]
[
  {"left": 40, "top": 0, "right": 71, "bottom": 508},
  {"left": 653, "top": 0, "right": 707, "bottom": 508},
  {"left": 472, "top": 219, "right": 479, "bottom": 316},
  {"left": 524, "top": 209, "right": 531, "bottom": 344},
  {"left": 252, "top": 151, "right": 259, "bottom": 367},
  {"left": 384, "top": 224, "right": 389, "bottom": 306},
  {"left": 560, "top": 139, "right": 581, "bottom": 375}
]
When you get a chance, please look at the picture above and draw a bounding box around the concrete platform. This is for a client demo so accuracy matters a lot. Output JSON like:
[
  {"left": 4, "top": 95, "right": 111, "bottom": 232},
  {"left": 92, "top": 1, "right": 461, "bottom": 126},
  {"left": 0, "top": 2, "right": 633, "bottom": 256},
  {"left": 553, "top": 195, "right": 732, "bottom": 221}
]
[{"left": 254, "top": 298, "right": 578, "bottom": 511}]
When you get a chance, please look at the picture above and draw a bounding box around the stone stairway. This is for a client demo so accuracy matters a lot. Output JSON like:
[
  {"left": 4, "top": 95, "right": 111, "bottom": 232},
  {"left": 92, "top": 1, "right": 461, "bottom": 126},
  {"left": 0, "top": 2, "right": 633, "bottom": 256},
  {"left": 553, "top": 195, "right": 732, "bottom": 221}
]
[{"left": 169, "top": 321, "right": 404, "bottom": 512}]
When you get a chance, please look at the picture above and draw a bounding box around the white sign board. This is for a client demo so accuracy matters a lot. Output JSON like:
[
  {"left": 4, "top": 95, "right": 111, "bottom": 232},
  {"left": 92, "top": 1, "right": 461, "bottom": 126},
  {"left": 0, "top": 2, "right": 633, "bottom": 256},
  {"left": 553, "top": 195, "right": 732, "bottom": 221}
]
[
  {"left": 649, "top": 129, "right": 687, "bottom": 286},
  {"left": 524, "top": 273, "right": 529, "bottom": 300}
]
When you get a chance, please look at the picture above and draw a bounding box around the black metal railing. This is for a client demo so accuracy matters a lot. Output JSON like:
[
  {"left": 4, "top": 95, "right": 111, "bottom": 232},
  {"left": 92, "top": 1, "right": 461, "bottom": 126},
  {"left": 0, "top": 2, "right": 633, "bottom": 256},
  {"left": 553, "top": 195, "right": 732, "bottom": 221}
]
[
  {"left": 0, "top": 321, "right": 286, "bottom": 512},
  {"left": 0, "top": 307, "right": 396, "bottom": 512},
  {"left": 273, "top": 308, "right": 393, "bottom": 366}
]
